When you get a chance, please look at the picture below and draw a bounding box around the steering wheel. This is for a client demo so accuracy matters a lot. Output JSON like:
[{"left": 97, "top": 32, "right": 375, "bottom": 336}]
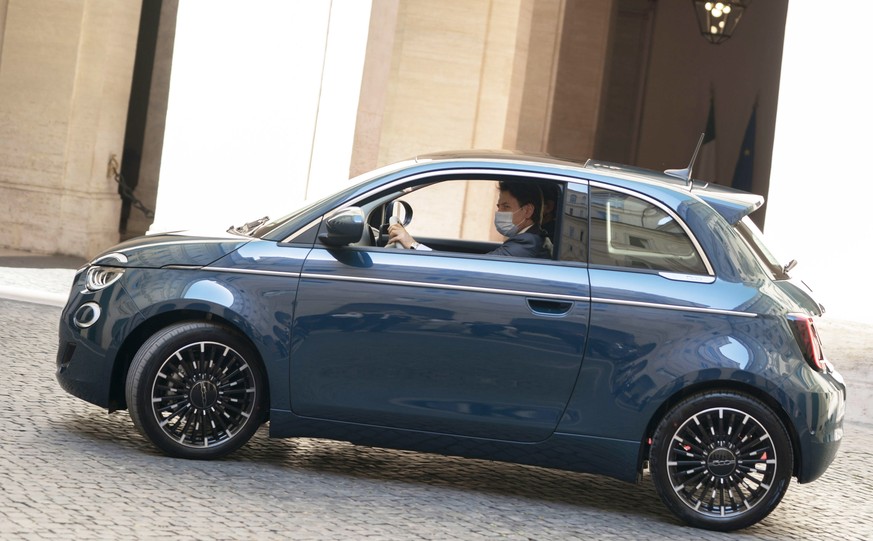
[{"left": 380, "top": 200, "right": 413, "bottom": 248}]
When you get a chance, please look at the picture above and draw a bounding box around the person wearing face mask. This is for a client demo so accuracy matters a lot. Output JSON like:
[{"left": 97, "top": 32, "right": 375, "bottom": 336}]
[{"left": 387, "top": 180, "right": 550, "bottom": 259}]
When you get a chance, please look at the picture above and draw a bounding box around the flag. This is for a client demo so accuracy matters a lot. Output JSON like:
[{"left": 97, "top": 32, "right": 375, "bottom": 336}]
[
  {"left": 697, "top": 94, "right": 717, "bottom": 183},
  {"left": 732, "top": 104, "right": 756, "bottom": 192}
]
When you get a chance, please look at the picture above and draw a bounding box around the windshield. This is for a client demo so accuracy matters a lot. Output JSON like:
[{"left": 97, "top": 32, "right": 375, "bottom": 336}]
[
  {"left": 734, "top": 216, "right": 789, "bottom": 280},
  {"left": 249, "top": 160, "right": 417, "bottom": 238}
]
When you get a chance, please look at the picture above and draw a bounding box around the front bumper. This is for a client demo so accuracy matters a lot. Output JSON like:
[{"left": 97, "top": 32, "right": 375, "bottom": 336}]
[{"left": 56, "top": 275, "right": 143, "bottom": 410}]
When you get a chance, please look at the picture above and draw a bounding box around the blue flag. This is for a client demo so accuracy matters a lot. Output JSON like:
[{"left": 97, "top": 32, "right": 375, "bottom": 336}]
[{"left": 732, "top": 104, "right": 756, "bottom": 192}]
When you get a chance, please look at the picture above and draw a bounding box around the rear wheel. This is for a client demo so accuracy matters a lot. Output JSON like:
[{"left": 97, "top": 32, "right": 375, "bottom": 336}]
[
  {"left": 650, "top": 391, "right": 793, "bottom": 531},
  {"left": 125, "top": 322, "right": 265, "bottom": 459}
]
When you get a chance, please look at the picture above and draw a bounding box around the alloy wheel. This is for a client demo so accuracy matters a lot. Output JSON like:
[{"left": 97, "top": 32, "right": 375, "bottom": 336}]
[
  {"left": 150, "top": 341, "right": 258, "bottom": 448},
  {"left": 665, "top": 406, "right": 777, "bottom": 518}
]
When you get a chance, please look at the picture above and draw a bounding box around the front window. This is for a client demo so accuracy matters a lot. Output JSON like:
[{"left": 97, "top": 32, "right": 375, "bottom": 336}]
[
  {"left": 352, "top": 174, "right": 563, "bottom": 260},
  {"left": 391, "top": 179, "right": 499, "bottom": 243}
]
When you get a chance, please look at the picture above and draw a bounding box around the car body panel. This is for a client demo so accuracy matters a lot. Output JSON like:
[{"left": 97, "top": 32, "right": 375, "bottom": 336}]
[
  {"left": 91, "top": 232, "right": 249, "bottom": 268},
  {"left": 57, "top": 277, "right": 144, "bottom": 409},
  {"left": 290, "top": 246, "right": 590, "bottom": 442}
]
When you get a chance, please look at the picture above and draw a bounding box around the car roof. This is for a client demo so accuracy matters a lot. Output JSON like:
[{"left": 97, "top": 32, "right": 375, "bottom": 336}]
[{"left": 414, "top": 150, "right": 764, "bottom": 224}]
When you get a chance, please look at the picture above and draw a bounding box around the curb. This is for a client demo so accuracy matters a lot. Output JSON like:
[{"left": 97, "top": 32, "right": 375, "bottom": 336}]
[{"left": 0, "top": 286, "right": 67, "bottom": 308}]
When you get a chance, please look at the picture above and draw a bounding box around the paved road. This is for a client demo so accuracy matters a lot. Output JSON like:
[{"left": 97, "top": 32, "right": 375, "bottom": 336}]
[{"left": 1, "top": 298, "right": 871, "bottom": 540}]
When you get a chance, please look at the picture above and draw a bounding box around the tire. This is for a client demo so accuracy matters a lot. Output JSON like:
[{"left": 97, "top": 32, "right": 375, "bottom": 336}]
[
  {"left": 649, "top": 391, "right": 793, "bottom": 531},
  {"left": 125, "top": 322, "right": 266, "bottom": 459}
]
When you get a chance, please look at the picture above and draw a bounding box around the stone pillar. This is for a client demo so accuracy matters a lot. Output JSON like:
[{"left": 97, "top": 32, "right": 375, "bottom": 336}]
[
  {"left": 547, "top": 0, "right": 614, "bottom": 161},
  {"left": 372, "top": 0, "right": 544, "bottom": 240},
  {"left": 376, "top": 0, "right": 538, "bottom": 165},
  {"left": 123, "top": 0, "right": 178, "bottom": 239},
  {"left": 0, "top": 0, "right": 141, "bottom": 258},
  {"left": 514, "top": 0, "right": 566, "bottom": 153},
  {"left": 350, "top": 0, "right": 401, "bottom": 178},
  {"left": 0, "top": 1, "right": 7, "bottom": 58}
]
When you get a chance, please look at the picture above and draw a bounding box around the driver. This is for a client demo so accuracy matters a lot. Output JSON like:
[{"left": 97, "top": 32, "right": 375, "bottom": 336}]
[{"left": 387, "top": 180, "right": 550, "bottom": 259}]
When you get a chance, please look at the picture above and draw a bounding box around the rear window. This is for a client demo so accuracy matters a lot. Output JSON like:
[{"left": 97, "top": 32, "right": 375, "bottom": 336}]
[
  {"left": 734, "top": 216, "right": 788, "bottom": 280},
  {"left": 589, "top": 187, "right": 708, "bottom": 275}
]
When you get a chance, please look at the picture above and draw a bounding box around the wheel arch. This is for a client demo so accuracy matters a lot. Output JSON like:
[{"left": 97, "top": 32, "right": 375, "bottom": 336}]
[
  {"left": 108, "top": 309, "right": 270, "bottom": 415},
  {"left": 636, "top": 379, "right": 802, "bottom": 479}
]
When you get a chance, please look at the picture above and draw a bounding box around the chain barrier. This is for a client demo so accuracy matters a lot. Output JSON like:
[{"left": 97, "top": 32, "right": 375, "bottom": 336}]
[{"left": 108, "top": 155, "right": 155, "bottom": 219}]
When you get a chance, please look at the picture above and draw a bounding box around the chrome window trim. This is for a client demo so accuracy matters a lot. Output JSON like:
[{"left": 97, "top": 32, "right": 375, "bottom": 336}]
[
  {"left": 591, "top": 297, "right": 756, "bottom": 318},
  {"left": 588, "top": 180, "right": 715, "bottom": 277},
  {"left": 658, "top": 271, "right": 716, "bottom": 284},
  {"left": 205, "top": 266, "right": 753, "bottom": 317},
  {"left": 341, "top": 168, "right": 580, "bottom": 210},
  {"left": 210, "top": 267, "right": 303, "bottom": 278},
  {"left": 210, "top": 266, "right": 587, "bottom": 301},
  {"left": 300, "top": 273, "right": 590, "bottom": 302},
  {"left": 292, "top": 168, "right": 582, "bottom": 233},
  {"left": 162, "top": 265, "right": 203, "bottom": 270}
]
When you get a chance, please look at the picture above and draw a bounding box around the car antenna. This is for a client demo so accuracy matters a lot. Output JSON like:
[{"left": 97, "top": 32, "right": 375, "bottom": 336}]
[{"left": 664, "top": 132, "right": 705, "bottom": 187}]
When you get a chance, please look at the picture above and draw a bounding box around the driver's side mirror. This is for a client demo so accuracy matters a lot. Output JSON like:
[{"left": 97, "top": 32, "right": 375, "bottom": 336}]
[{"left": 319, "top": 207, "right": 365, "bottom": 246}]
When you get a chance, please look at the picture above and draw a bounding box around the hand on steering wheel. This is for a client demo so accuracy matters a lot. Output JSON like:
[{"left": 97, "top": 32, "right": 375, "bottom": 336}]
[{"left": 387, "top": 222, "right": 415, "bottom": 249}]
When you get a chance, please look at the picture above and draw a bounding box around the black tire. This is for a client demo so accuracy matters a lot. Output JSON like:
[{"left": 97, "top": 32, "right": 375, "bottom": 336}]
[
  {"left": 125, "top": 322, "right": 266, "bottom": 459},
  {"left": 649, "top": 391, "right": 793, "bottom": 531}
]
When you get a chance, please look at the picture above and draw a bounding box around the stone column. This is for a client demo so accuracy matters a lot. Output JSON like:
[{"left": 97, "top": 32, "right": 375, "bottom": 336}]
[
  {"left": 373, "top": 0, "right": 546, "bottom": 240},
  {"left": 514, "top": 0, "right": 566, "bottom": 154},
  {"left": 0, "top": 0, "right": 141, "bottom": 258},
  {"left": 547, "top": 0, "right": 614, "bottom": 161}
]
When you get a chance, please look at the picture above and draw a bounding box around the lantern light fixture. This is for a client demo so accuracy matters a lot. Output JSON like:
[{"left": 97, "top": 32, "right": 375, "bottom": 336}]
[{"left": 692, "top": 1, "right": 751, "bottom": 44}]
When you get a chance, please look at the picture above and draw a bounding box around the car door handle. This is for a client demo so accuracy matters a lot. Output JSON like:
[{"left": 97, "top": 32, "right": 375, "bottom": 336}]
[{"left": 526, "top": 298, "right": 573, "bottom": 316}]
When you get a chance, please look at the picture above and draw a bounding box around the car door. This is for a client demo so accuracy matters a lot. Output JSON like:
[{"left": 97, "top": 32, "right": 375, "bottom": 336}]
[{"left": 288, "top": 175, "right": 590, "bottom": 443}]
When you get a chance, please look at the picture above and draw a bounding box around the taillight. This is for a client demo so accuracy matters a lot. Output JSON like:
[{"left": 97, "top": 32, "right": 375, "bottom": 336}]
[{"left": 787, "top": 313, "right": 825, "bottom": 371}]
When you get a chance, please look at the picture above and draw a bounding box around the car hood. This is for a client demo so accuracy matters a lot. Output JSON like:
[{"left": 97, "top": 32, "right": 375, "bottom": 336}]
[{"left": 90, "top": 230, "right": 251, "bottom": 268}]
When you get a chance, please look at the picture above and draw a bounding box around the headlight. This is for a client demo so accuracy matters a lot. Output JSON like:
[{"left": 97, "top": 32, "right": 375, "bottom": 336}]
[
  {"left": 85, "top": 266, "right": 125, "bottom": 291},
  {"left": 84, "top": 252, "right": 128, "bottom": 291}
]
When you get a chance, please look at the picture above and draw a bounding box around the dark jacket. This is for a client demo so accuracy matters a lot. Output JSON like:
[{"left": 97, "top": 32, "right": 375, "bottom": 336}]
[{"left": 487, "top": 224, "right": 550, "bottom": 259}]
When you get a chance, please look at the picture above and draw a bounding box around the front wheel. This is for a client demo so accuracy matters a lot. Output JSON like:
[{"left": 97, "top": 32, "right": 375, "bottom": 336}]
[
  {"left": 649, "top": 391, "right": 793, "bottom": 531},
  {"left": 125, "top": 322, "right": 266, "bottom": 459}
]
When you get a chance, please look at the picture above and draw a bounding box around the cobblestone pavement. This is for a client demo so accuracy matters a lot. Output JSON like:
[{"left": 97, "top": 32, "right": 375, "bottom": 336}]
[{"left": 1, "top": 298, "right": 871, "bottom": 540}]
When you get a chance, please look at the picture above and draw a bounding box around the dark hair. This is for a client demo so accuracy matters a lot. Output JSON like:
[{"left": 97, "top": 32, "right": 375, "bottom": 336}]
[
  {"left": 498, "top": 180, "right": 543, "bottom": 225},
  {"left": 540, "top": 183, "right": 559, "bottom": 206}
]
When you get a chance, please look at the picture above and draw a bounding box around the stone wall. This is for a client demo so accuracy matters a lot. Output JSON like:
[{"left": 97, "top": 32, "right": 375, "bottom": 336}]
[{"left": 0, "top": 0, "right": 141, "bottom": 258}]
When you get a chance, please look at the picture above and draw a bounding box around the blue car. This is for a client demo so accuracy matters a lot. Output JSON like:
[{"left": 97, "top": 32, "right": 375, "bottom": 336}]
[{"left": 57, "top": 151, "right": 845, "bottom": 531}]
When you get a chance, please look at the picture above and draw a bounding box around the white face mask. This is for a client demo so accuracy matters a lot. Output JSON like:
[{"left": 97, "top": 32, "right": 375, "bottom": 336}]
[{"left": 494, "top": 209, "right": 521, "bottom": 237}]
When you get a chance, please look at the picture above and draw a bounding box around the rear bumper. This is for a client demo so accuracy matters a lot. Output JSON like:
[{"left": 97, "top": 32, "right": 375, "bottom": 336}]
[{"left": 795, "top": 366, "right": 845, "bottom": 483}]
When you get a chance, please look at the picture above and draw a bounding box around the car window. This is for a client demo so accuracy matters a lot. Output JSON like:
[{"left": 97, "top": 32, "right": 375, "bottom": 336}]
[
  {"left": 356, "top": 175, "right": 567, "bottom": 260},
  {"left": 589, "top": 187, "right": 707, "bottom": 274},
  {"left": 397, "top": 179, "right": 498, "bottom": 243},
  {"left": 734, "top": 216, "right": 788, "bottom": 280}
]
